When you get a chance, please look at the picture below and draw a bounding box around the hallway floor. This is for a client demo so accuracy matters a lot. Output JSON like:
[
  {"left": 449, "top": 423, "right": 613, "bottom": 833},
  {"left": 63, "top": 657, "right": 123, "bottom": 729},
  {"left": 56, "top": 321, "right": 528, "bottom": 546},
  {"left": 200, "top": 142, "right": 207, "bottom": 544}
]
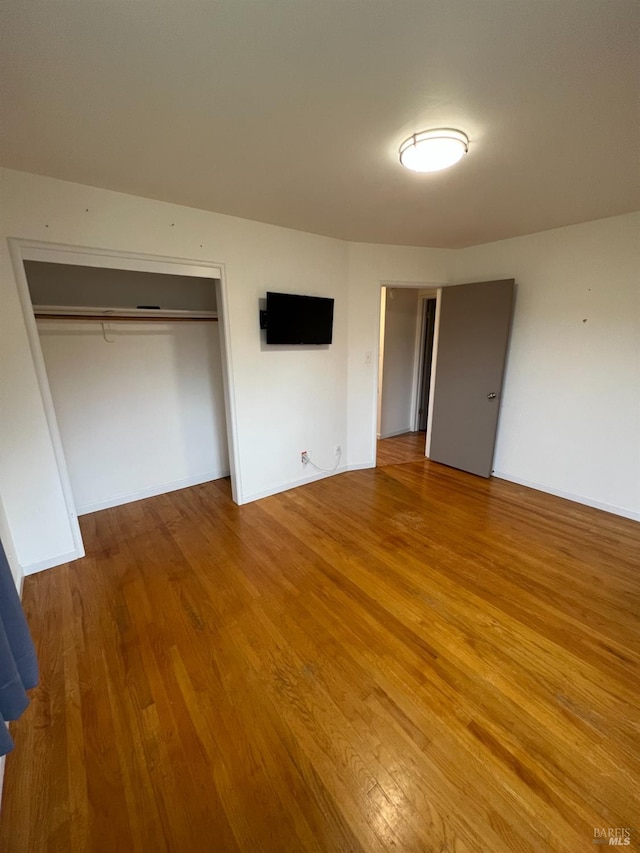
[{"left": 376, "top": 431, "right": 427, "bottom": 466}]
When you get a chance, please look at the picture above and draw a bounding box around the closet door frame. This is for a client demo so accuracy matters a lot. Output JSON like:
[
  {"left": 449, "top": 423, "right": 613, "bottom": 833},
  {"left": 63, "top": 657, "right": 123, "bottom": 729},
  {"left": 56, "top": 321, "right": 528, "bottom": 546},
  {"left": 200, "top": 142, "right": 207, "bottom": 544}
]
[{"left": 8, "top": 238, "right": 236, "bottom": 566}]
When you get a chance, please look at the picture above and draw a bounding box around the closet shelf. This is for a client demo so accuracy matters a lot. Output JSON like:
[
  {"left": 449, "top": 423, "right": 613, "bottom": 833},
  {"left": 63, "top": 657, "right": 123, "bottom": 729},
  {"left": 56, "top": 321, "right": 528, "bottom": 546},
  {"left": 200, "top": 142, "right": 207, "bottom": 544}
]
[{"left": 33, "top": 305, "right": 218, "bottom": 322}]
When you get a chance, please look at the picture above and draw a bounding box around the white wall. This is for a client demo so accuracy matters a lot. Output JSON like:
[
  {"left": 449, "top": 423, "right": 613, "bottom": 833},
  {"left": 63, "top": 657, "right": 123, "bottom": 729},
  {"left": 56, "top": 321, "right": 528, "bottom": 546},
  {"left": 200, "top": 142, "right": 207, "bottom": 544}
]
[
  {"left": 0, "top": 167, "right": 350, "bottom": 575},
  {"left": 37, "top": 320, "right": 228, "bottom": 517},
  {"left": 379, "top": 288, "right": 420, "bottom": 438},
  {"left": 453, "top": 213, "right": 640, "bottom": 519}
]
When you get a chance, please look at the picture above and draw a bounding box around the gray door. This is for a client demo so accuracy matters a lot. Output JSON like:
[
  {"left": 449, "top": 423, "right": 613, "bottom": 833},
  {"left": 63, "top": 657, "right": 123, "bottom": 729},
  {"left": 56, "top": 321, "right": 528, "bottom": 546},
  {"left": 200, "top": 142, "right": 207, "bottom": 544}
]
[{"left": 429, "top": 279, "right": 514, "bottom": 477}]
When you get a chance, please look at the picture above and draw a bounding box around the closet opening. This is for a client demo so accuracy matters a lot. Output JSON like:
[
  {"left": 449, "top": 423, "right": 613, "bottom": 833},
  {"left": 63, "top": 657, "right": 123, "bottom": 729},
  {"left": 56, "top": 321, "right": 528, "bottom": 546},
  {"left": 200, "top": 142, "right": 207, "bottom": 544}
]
[{"left": 10, "top": 241, "right": 236, "bottom": 565}]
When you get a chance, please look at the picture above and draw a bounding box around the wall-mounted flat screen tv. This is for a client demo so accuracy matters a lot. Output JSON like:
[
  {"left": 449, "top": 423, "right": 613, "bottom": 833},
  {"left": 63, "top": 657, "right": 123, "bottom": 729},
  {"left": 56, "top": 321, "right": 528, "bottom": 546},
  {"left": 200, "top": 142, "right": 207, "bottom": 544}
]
[{"left": 265, "top": 291, "right": 334, "bottom": 345}]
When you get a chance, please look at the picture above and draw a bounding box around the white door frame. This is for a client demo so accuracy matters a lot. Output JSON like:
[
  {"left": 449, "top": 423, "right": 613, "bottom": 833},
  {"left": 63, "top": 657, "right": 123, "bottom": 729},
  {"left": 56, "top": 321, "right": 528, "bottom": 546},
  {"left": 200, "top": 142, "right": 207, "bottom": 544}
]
[
  {"left": 376, "top": 281, "right": 443, "bottom": 459},
  {"left": 8, "top": 238, "right": 240, "bottom": 564}
]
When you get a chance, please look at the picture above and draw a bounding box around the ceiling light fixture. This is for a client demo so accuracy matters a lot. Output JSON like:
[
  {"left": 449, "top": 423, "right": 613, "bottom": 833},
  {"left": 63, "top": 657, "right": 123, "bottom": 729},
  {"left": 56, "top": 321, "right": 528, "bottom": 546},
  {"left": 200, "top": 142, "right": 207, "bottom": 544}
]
[{"left": 399, "top": 128, "right": 469, "bottom": 173}]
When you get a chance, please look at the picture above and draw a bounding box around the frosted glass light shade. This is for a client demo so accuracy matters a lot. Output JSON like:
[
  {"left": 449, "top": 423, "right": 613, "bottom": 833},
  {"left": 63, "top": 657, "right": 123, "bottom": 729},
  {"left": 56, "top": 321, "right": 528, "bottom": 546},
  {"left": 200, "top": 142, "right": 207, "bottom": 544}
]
[{"left": 399, "top": 129, "right": 469, "bottom": 173}]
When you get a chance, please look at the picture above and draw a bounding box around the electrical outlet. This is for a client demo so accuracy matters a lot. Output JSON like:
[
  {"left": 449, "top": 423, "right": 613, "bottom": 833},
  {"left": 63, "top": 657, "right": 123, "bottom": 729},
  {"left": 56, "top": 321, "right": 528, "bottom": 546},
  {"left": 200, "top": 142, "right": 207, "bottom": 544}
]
[
  {"left": 334, "top": 445, "right": 341, "bottom": 456},
  {"left": 301, "top": 450, "right": 309, "bottom": 465}
]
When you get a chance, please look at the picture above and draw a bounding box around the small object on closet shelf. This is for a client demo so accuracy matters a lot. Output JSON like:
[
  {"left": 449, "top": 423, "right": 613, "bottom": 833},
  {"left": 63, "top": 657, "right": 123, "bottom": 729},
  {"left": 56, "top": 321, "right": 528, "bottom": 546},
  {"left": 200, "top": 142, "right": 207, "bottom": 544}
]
[{"left": 136, "top": 305, "right": 161, "bottom": 310}]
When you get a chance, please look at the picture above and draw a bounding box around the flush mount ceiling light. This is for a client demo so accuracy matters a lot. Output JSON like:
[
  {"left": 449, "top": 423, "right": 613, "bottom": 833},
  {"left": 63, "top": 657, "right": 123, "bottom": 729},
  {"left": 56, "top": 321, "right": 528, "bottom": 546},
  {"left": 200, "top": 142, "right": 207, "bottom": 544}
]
[{"left": 399, "top": 128, "right": 469, "bottom": 173}]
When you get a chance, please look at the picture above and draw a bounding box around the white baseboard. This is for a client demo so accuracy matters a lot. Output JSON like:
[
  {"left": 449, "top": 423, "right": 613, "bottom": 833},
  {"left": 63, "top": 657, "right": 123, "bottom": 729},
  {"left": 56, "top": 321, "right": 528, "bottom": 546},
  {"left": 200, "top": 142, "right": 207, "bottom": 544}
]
[
  {"left": 240, "top": 465, "right": 349, "bottom": 504},
  {"left": 22, "top": 547, "right": 84, "bottom": 576},
  {"left": 378, "top": 428, "right": 414, "bottom": 439},
  {"left": 492, "top": 471, "right": 640, "bottom": 522},
  {"left": 76, "top": 469, "right": 229, "bottom": 516},
  {"left": 239, "top": 462, "right": 378, "bottom": 504},
  {"left": 348, "top": 461, "right": 376, "bottom": 472}
]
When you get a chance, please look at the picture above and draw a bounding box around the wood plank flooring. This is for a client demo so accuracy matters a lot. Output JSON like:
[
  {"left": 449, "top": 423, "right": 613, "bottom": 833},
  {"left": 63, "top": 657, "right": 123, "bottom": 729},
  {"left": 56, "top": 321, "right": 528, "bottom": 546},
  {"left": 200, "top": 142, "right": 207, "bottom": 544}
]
[
  {"left": 377, "top": 432, "right": 427, "bottom": 467},
  {"left": 1, "top": 451, "right": 639, "bottom": 851}
]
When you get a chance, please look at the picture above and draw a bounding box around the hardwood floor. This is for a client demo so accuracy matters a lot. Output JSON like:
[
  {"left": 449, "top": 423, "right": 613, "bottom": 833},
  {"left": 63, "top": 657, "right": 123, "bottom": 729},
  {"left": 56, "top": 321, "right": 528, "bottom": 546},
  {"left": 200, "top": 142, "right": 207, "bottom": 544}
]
[
  {"left": 376, "top": 432, "right": 427, "bottom": 467},
  {"left": 1, "top": 460, "right": 639, "bottom": 852}
]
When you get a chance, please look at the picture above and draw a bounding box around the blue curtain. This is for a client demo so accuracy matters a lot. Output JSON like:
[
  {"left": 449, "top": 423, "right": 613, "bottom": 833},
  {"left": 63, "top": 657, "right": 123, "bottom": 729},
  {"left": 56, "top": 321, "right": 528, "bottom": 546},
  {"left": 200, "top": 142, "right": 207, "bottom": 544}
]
[{"left": 0, "top": 538, "right": 39, "bottom": 755}]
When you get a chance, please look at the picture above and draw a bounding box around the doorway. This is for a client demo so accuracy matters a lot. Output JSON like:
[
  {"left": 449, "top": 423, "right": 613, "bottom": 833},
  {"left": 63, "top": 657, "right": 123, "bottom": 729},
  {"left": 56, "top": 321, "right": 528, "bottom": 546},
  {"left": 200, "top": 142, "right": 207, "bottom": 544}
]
[
  {"left": 376, "top": 285, "right": 439, "bottom": 467},
  {"left": 376, "top": 278, "right": 514, "bottom": 477}
]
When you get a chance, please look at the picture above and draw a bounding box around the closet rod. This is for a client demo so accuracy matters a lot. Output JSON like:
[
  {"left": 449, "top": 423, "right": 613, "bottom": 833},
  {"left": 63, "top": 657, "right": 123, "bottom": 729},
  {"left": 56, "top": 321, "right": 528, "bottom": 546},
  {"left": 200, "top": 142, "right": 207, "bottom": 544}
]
[{"left": 34, "top": 314, "right": 219, "bottom": 322}]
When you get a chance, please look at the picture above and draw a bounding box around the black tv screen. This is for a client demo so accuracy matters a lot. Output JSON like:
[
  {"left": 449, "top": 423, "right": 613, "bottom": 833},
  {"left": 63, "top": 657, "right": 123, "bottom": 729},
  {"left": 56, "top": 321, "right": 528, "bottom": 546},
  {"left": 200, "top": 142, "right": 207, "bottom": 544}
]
[{"left": 265, "top": 291, "right": 334, "bottom": 345}]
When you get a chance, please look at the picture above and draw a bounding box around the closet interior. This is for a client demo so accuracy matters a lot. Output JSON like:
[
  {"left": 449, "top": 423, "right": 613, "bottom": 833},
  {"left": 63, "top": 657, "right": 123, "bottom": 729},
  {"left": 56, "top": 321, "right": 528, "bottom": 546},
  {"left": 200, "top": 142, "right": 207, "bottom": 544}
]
[{"left": 24, "top": 261, "right": 229, "bottom": 516}]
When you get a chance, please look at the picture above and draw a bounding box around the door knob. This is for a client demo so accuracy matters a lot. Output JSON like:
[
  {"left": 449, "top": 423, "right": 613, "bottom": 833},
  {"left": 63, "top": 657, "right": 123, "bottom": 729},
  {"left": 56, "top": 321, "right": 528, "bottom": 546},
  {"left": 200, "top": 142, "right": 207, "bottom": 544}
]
[{"left": 487, "top": 392, "right": 497, "bottom": 400}]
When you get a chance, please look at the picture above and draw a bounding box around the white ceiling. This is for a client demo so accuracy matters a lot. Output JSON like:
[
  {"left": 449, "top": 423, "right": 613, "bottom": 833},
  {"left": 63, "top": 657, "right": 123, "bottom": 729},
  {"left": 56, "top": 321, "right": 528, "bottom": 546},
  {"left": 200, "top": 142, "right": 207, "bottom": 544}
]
[{"left": 1, "top": 1, "right": 639, "bottom": 248}]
